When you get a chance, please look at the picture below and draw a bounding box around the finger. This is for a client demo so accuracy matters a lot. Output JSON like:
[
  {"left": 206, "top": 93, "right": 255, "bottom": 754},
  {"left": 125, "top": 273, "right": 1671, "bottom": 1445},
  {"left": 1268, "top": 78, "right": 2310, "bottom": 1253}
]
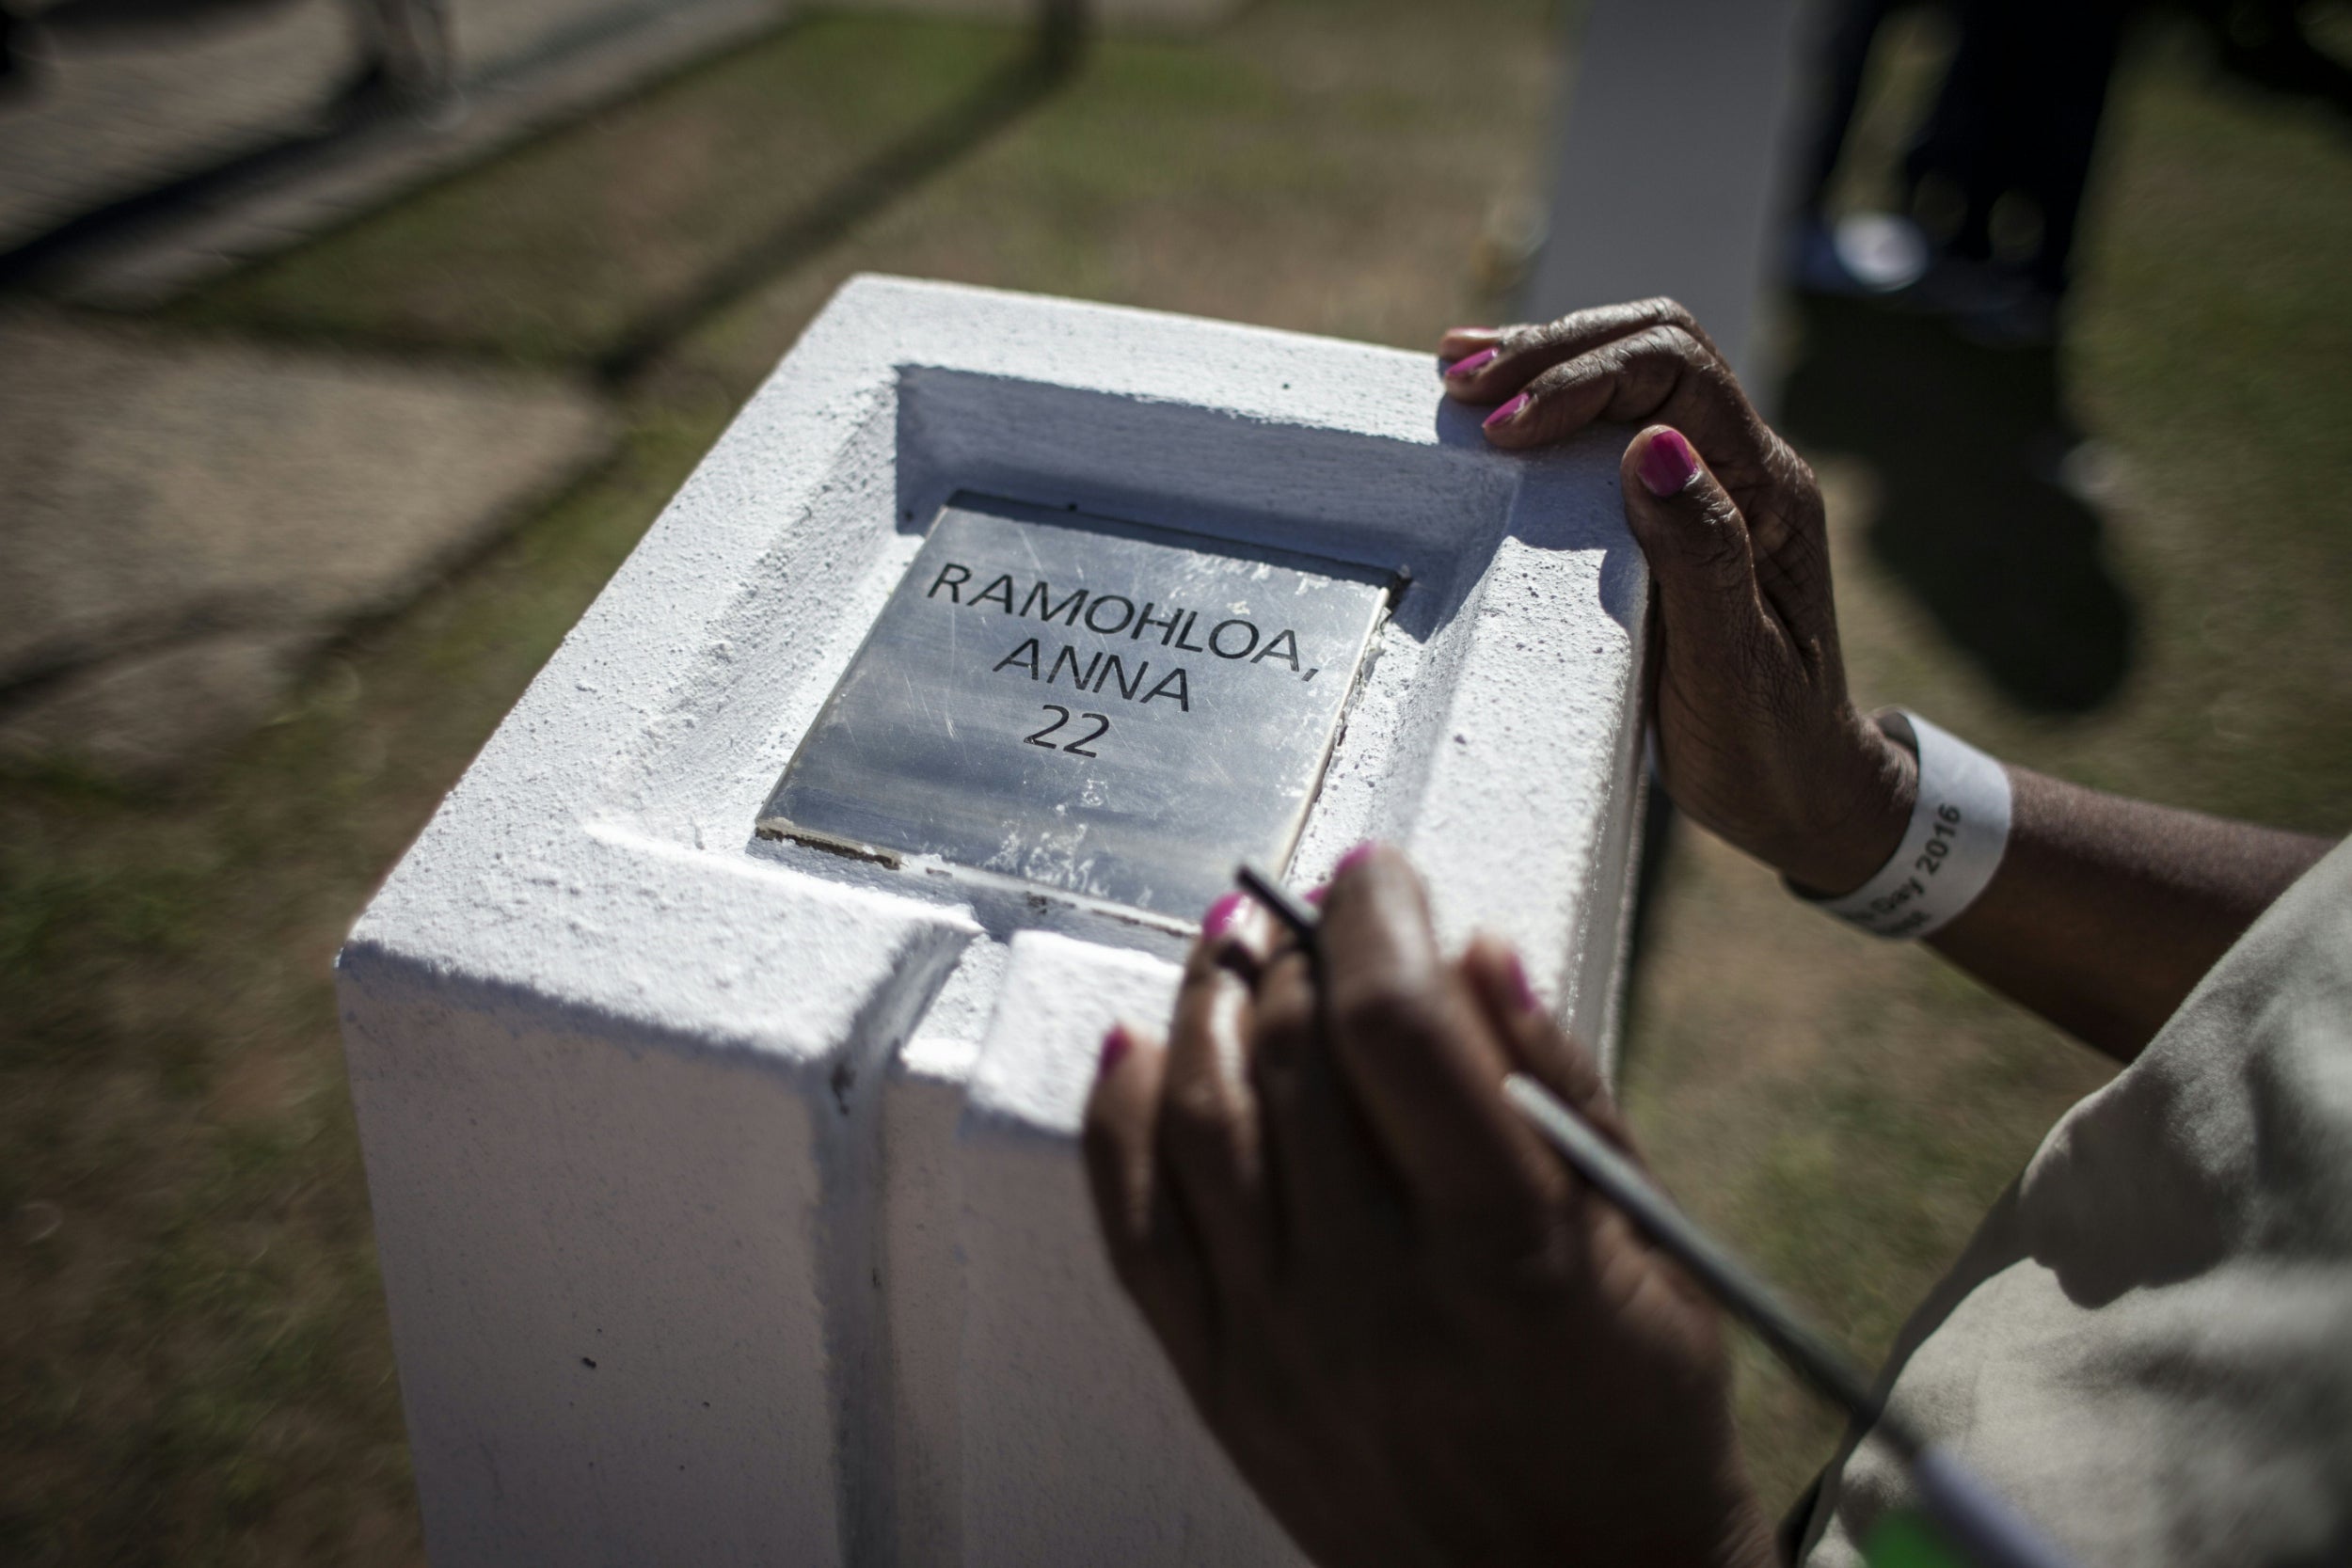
[
  {"left": 1616, "top": 425, "right": 1787, "bottom": 666},
  {"left": 1436, "top": 324, "right": 1503, "bottom": 362},
  {"left": 1456, "top": 940, "right": 1730, "bottom": 1319},
  {"left": 1441, "top": 297, "right": 1727, "bottom": 404},
  {"left": 1477, "top": 323, "right": 1762, "bottom": 464},
  {"left": 1157, "top": 894, "right": 1278, "bottom": 1307},
  {"left": 1316, "top": 847, "right": 1568, "bottom": 1216},
  {"left": 1455, "top": 936, "right": 1634, "bottom": 1152},
  {"left": 1083, "top": 1022, "right": 1215, "bottom": 1386},
  {"left": 1249, "top": 931, "right": 1401, "bottom": 1269}
]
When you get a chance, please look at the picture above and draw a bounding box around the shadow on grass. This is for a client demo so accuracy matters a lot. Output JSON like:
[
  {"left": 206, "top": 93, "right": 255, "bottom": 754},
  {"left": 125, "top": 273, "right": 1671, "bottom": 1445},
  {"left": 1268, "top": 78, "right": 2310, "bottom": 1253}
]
[
  {"left": 594, "top": 0, "right": 1090, "bottom": 384},
  {"left": 4, "top": 0, "right": 1091, "bottom": 379},
  {"left": 0, "top": 0, "right": 746, "bottom": 293},
  {"left": 1779, "top": 293, "right": 2136, "bottom": 715}
]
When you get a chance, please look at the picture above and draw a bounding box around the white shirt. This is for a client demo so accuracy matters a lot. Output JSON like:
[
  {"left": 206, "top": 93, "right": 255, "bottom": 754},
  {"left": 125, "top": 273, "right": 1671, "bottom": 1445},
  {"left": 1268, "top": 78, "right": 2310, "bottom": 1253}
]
[{"left": 1801, "top": 835, "right": 2352, "bottom": 1566}]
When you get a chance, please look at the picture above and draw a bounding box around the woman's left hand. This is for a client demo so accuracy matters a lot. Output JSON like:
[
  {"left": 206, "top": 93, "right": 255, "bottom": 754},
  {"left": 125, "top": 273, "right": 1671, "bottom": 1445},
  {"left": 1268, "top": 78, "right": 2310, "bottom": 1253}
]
[
  {"left": 1439, "top": 302, "right": 1912, "bottom": 898},
  {"left": 1082, "top": 846, "right": 1777, "bottom": 1568}
]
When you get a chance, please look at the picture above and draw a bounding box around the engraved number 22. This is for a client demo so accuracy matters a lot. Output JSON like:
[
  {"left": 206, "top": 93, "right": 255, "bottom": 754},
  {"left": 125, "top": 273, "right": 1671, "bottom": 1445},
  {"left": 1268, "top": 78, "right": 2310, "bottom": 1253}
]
[{"left": 1024, "top": 705, "right": 1109, "bottom": 758}]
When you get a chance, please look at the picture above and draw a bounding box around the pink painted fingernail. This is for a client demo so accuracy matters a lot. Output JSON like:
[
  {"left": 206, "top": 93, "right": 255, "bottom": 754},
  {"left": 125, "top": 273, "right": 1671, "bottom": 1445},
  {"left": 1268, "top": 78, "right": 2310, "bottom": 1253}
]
[
  {"left": 1483, "top": 393, "right": 1529, "bottom": 431},
  {"left": 1098, "top": 1024, "right": 1133, "bottom": 1080},
  {"left": 1304, "top": 883, "right": 1328, "bottom": 906},
  {"left": 1443, "top": 347, "right": 1497, "bottom": 379},
  {"left": 1503, "top": 950, "right": 1540, "bottom": 1013},
  {"left": 1446, "top": 325, "right": 1497, "bottom": 339},
  {"left": 1201, "top": 890, "right": 1247, "bottom": 941},
  {"left": 1334, "top": 841, "right": 1380, "bottom": 878},
  {"left": 1637, "top": 427, "right": 1699, "bottom": 496}
]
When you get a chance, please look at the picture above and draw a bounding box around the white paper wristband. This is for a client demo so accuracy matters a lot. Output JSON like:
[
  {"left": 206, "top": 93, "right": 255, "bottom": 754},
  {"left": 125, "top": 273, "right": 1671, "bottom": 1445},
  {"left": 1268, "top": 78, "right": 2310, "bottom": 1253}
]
[{"left": 1804, "top": 712, "right": 2012, "bottom": 940}]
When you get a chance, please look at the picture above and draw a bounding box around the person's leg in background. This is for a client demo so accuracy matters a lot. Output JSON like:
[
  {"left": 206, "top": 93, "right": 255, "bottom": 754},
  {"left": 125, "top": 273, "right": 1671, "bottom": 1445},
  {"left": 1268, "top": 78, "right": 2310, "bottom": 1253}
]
[
  {"left": 1901, "top": 0, "right": 2001, "bottom": 270},
  {"left": 1788, "top": 0, "right": 1924, "bottom": 293},
  {"left": 1993, "top": 0, "right": 2134, "bottom": 309},
  {"left": 1903, "top": 0, "right": 2137, "bottom": 341},
  {"left": 1794, "top": 0, "right": 1910, "bottom": 222}
]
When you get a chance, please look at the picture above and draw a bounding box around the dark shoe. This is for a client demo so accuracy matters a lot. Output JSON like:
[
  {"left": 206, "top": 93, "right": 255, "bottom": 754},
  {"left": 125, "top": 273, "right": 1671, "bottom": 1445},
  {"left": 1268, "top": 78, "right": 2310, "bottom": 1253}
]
[{"left": 1791, "top": 213, "right": 1931, "bottom": 297}]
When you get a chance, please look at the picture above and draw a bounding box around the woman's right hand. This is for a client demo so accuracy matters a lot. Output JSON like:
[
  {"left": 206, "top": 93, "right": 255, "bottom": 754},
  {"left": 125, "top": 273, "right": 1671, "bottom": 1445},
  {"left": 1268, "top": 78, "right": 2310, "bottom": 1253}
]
[
  {"left": 1083, "top": 847, "right": 1776, "bottom": 1568},
  {"left": 1441, "top": 301, "right": 1912, "bottom": 895}
]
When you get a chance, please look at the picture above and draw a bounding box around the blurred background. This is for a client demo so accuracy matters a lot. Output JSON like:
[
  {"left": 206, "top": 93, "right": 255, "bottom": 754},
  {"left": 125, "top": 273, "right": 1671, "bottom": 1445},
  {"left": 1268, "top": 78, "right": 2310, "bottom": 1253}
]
[{"left": 1, "top": 0, "right": 2347, "bottom": 1560}]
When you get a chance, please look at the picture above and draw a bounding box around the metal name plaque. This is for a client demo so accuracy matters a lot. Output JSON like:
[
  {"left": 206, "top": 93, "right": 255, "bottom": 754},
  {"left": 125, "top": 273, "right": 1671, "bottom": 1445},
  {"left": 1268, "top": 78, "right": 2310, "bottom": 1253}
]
[{"left": 758, "top": 494, "right": 1391, "bottom": 919}]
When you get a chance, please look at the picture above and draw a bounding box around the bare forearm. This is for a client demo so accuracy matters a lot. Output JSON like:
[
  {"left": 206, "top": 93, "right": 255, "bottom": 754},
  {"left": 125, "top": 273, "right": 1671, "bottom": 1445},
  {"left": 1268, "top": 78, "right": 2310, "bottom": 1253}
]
[
  {"left": 1926, "top": 768, "right": 2331, "bottom": 1060},
  {"left": 1445, "top": 298, "right": 2341, "bottom": 1069}
]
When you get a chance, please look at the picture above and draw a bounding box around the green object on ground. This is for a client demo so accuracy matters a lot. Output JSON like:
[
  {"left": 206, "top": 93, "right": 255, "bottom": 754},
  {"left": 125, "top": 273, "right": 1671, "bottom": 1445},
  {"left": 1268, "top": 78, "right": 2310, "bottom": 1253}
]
[{"left": 1867, "top": 1510, "right": 1970, "bottom": 1568}]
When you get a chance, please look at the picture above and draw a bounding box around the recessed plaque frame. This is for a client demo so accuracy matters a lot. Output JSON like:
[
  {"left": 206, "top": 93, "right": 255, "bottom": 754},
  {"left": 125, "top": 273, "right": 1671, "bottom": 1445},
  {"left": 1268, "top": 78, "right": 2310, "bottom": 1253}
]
[{"left": 758, "top": 493, "right": 1392, "bottom": 918}]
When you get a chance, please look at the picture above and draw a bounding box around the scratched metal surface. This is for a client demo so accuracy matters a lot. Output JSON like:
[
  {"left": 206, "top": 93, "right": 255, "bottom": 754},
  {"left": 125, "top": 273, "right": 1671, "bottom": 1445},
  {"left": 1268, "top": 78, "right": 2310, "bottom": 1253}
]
[{"left": 759, "top": 493, "right": 1390, "bottom": 918}]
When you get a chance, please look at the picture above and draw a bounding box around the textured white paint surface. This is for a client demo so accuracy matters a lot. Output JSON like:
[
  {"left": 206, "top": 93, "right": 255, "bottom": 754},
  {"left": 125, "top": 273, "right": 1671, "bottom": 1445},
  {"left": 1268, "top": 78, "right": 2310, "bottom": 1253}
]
[
  {"left": 340, "top": 277, "right": 1649, "bottom": 1566},
  {"left": 954, "top": 933, "right": 1289, "bottom": 1565}
]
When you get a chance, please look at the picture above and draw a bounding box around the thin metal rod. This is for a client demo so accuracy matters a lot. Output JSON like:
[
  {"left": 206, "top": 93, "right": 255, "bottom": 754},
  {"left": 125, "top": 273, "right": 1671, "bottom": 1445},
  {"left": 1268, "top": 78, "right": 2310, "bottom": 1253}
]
[
  {"left": 1501, "top": 1073, "right": 1901, "bottom": 1449},
  {"left": 1225, "top": 865, "right": 2081, "bottom": 1568},
  {"left": 1235, "top": 863, "right": 1321, "bottom": 949},
  {"left": 1228, "top": 862, "right": 1899, "bottom": 1446}
]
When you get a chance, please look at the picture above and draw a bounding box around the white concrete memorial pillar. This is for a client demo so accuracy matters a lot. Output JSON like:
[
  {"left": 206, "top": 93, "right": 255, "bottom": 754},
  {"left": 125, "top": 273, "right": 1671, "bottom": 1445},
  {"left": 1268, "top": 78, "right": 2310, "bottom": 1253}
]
[{"left": 339, "top": 277, "right": 1651, "bottom": 1566}]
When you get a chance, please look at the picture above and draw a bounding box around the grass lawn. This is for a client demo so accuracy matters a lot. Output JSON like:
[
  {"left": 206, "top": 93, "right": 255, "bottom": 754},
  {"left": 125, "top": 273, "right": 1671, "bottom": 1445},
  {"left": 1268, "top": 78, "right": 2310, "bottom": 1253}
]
[{"left": 4, "top": 1, "right": 2348, "bottom": 1560}]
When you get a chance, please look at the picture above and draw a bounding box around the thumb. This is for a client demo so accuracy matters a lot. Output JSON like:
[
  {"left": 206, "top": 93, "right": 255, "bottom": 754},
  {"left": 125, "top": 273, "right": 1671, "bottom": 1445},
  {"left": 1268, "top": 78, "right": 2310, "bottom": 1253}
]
[{"left": 1618, "top": 425, "right": 1770, "bottom": 654}]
